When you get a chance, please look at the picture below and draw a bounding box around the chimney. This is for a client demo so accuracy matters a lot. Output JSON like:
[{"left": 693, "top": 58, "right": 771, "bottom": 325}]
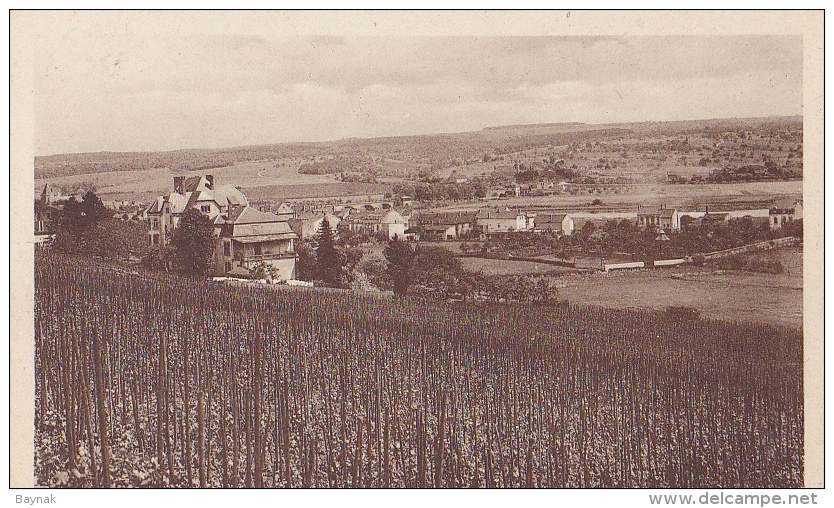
[
  {"left": 174, "top": 176, "right": 184, "bottom": 195},
  {"left": 205, "top": 175, "right": 215, "bottom": 190}
]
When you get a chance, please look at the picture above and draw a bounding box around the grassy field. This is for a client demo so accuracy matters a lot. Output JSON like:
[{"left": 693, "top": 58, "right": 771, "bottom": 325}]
[
  {"left": 459, "top": 257, "right": 577, "bottom": 276},
  {"left": 555, "top": 247, "right": 803, "bottom": 329}
]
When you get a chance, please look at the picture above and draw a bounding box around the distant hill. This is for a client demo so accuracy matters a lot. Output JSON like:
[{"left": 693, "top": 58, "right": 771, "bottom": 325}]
[
  {"left": 35, "top": 116, "right": 801, "bottom": 180},
  {"left": 482, "top": 122, "right": 587, "bottom": 131}
]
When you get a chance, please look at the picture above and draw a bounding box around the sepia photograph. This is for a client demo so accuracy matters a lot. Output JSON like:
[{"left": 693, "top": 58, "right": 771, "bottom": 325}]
[{"left": 9, "top": 10, "right": 825, "bottom": 497}]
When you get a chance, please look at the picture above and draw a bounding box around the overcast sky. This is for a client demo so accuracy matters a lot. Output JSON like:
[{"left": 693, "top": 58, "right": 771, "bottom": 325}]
[{"left": 34, "top": 34, "right": 802, "bottom": 155}]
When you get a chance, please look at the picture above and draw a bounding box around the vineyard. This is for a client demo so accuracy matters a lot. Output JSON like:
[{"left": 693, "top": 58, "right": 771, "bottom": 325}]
[{"left": 34, "top": 252, "right": 803, "bottom": 488}]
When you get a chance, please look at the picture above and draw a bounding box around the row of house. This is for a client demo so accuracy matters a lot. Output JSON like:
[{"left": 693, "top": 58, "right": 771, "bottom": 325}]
[
  {"left": 411, "top": 207, "right": 575, "bottom": 240},
  {"left": 409, "top": 197, "right": 803, "bottom": 242}
]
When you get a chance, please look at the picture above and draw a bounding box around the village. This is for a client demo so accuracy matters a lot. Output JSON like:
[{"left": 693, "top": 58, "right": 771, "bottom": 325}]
[{"left": 35, "top": 172, "right": 803, "bottom": 287}]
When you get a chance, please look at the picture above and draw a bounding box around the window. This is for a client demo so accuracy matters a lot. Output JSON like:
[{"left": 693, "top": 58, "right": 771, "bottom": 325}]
[
  {"left": 201, "top": 205, "right": 211, "bottom": 214},
  {"left": 224, "top": 241, "right": 231, "bottom": 257},
  {"left": 150, "top": 217, "right": 158, "bottom": 230},
  {"left": 774, "top": 217, "right": 779, "bottom": 225},
  {"left": 225, "top": 262, "right": 232, "bottom": 272},
  {"left": 254, "top": 244, "right": 262, "bottom": 256}
]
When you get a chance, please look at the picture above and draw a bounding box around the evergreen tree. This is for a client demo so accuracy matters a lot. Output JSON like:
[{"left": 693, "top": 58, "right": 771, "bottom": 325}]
[
  {"left": 171, "top": 209, "right": 216, "bottom": 276},
  {"left": 315, "top": 216, "right": 344, "bottom": 286},
  {"left": 384, "top": 235, "right": 417, "bottom": 296}
]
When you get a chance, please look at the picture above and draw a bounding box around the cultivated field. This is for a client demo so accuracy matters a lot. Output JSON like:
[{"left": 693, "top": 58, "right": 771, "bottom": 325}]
[
  {"left": 34, "top": 159, "right": 344, "bottom": 203},
  {"left": 35, "top": 253, "right": 802, "bottom": 488},
  {"left": 434, "top": 181, "right": 802, "bottom": 213}
]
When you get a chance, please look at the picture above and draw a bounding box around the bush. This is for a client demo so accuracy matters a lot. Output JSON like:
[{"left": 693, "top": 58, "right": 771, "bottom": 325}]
[
  {"left": 711, "top": 253, "right": 784, "bottom": 274},
  {"left": 249, "top": 261, "right": 281, "bottom": 281}
]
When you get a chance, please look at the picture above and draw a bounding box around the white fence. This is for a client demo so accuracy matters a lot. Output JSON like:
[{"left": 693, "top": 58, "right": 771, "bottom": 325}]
[
  {"left": 654, "top": 258, "right": 686, "bottom": 267},
  {"left": 603, "top": 261, "right": 644, "bottom": 272}
]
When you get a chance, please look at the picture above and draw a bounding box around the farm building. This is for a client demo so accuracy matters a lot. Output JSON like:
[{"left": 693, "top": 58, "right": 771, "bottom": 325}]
[
  {"left": 414, "top": 211, "right": 479, "bottom": 240},
  {"left": 444, "top": 171, "right": 469, "bottom": 184},
  {"left": 534, "top": 213, "right": 574, "bottom": 236},
  {"left": 144, "top": 175, "right": 248, "bottom": 247},
  {"left": 343, "top": 209, "right": 408, "bottom": 239},
  {"left": 637, "top": 205, "right": 680, "bottom": 231},
  {"left": 476, "top": 208, "right": 530, "bottom": 234},
  {"left": 768, "top": 198, "right": 803, "bottom": 230},
  {"left": 769, "top": 207, "right": 798, "bottom": 230},
  {"left": 216, "top": 205, "right": 298, "bottom": 280}
]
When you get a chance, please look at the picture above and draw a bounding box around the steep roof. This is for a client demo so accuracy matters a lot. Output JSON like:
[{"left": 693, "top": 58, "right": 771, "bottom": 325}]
[
  {"left": 183, "top": 176, "right": 203, "bottom": 193},
  {"left": 223, "top": 206, "right": 298, "bottom": 240},
  {"left": 184, "top": 190, "right": 203, "bottom": 211},
  {"left": 225, "top": 206, "right": 280, "bottom": 225},
  {"left": 638, "top": 208, "right": 677, "bottom": 218},
  {"left": 145, "top": 196, "right": 165, "bottom": 215},
  {"left": 535, "top": 213, "right": 569, "bottom": 224},
  {"left": 168, "top": 193, "right": 189, "bottom": 213},
  {"left": 347, "top": 210, "right": 383, "bottom": 221},
  {"left": 477, "top": 209, "right": 522, "bottom": 220},
  {"left": 380, "top": 209, "right": 406, "bottom": 224},
  {"left": 418, "top": 211, "right": 479, "bottom": 225},
  {"left": 274, "top": 202, "right": 295, "bottom": 215}
]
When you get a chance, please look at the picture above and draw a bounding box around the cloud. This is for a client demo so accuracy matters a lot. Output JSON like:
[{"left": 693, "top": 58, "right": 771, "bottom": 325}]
[{"left": 33, "top": 34, "right": 803, "bottom": 154}]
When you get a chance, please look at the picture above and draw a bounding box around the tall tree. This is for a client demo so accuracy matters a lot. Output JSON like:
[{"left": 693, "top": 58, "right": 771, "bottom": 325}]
[
  {"left": 53, "top": 191, "right": 114, "bottom": 255},
  {"left": 59, "top": 191, "right": 112, "bottom": 232},
  {"left": 294, "top": 240, "right": 317, "bottom": 281},
  {"left": 171, "top": 209, "right": 216, "bottom": 276},
  {"left": 384, "top": 235, "right": 416, "bottom": 296},
  {"left": 315, "top": 216, "right": 344, "bottom": 286},
  {"left": 410, "top": 245, "right": 467, "bottom": 297}
]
